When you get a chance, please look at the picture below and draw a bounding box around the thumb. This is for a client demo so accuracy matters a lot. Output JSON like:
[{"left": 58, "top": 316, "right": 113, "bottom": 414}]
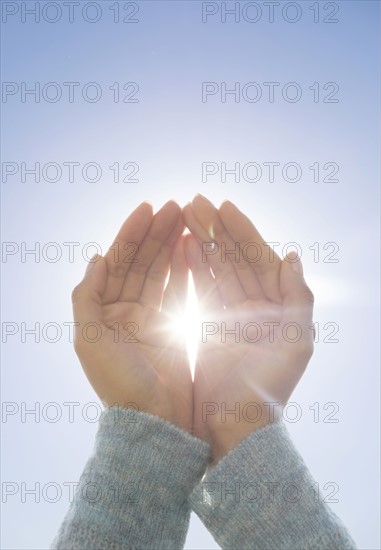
[
  {"left": 280, "top": 253, "right": 314, "bottom": 351},
  {"left": 72, "top": 255, "right": 107, "bottom": 331}
]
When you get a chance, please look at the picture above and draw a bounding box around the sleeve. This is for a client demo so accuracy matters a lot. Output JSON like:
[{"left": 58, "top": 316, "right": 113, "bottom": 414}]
[
  {"left": 51, "top": 407, "right": 210, "bottom": 550},
  {"left": 189, "top": 421, "right": 357, "bottom": 550}
]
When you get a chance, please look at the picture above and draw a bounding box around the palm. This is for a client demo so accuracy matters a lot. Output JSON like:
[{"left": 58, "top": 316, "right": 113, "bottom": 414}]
[
  {"left": 184, "top": 196, "right": 314, "bottom": 457},
  {"left": 196, "top": 298, "right": 280, "bottom": 395},
  {"left": 194, "top": 297, "right": 288, "bottom": 439},
  {"left": 100, "top": 301, "right": 191, "bottom": 424},
  {"left": 72, "top": 201, "right": 193, "bottom": 432}
]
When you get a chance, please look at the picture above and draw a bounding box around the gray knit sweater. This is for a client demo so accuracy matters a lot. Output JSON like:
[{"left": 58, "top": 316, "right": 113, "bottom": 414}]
[{"left": 51, "top": 408, "right": 356, "bottom": 549}]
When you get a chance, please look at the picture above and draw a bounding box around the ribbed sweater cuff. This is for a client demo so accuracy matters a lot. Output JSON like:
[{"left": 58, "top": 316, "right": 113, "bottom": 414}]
[
  {"left": 51, "top": 408, "right": 210, "bottom": 550},
  {"left": 190, "top": 421, "right": 356, "bottom": 550}
]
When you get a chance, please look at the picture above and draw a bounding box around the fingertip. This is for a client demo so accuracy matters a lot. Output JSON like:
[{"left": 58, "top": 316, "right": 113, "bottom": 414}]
[
  {"left": 182, "top": 202, "right": 193, "bottom": 226},
  {"left": 85, "top": 254, "right": 102, "bottom": 275},
  {"left": 193, "top": 193, "right": 207, "bottom": 201},
  {"left": 219, "top": 198, "right": 233, "bottom": 209},
  {"left": 285, "top": 252, "right": 303, "bottom": 275},
  {"left": 218, "top": 198, "right": 241, "bottom": 222},
  {"left": 163, "top": 199, "right": 181, "bottom": 212},
  {"left": 280, "top": 253, "right": 314, "bottom": 309},
  {"left": 138, "top": 200, "right": 154, "bottom": 214},
  {"left": 141, "top": 199, "right": 153, "bottom": 207},
  {"left": 192, "top": 194, "right": 214, "bottom": 207}
]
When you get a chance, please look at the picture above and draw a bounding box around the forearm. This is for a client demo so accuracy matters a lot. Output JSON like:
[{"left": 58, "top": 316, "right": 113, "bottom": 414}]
[
  {"left": 51, "top": 407, "right": 210, "bottom": 550},
  {"left": 190, "top": 421, "right": 356, "bottom": 550}
]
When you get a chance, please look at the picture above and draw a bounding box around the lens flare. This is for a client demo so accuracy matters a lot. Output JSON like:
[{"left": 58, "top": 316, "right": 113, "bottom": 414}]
[{"left": 165, "top": 273, "right": 200, "bottom": 378}]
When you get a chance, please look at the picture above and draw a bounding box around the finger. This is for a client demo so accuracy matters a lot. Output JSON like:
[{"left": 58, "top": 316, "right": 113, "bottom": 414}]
[
  {"left": 72, "top": 255, "right": 107, "bottom": 344},
  {"left": 191, "top": 194, "right": 264, "bottom": 301},
  {"left": 162, "top": 235, "right": 189, "bottom": 314},
  {"left": 120, "top": 200, "right": 182, "bottom": 303},
  {"left": 184, "top": 234, "right": 222, "bottom": 313},
  {"left": 103, "top": 201, "right": 153, "bottom": 304},
  {"left": 219, "top": 200, "right": 282, "bottom": 303},
  {"left": 183, "top": 201, "right": 246, "bottom": 307},
  {"left": 280, "top": 253, "right": 315, "bottom": 355},
  {"left": 138, "top": 217, "right": 185, "bottom": 310}
]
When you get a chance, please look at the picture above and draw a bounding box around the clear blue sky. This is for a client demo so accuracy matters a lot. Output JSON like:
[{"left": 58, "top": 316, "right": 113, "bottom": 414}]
[{"left": 1, "top": 1, "right": 380, "bottom": 548}]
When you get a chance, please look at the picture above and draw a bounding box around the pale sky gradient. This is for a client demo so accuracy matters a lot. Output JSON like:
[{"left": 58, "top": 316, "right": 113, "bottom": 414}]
[{"left": 1, "top": 1, "right": 380, "bottom": 548}]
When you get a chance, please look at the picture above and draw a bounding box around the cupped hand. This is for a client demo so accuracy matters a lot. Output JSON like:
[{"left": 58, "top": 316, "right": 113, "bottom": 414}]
[
  {"left": 183, "top": 195, "right": 315, "bottom": 462},
  {"left": 71, "top": 200, "right": 193, "bottom": 432}
]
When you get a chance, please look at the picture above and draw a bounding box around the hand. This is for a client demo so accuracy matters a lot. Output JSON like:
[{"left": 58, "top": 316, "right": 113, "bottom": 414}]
[
  {"left": 71, "top": 200, "right": 193, "bottom": 432},
  {"left": 184, "top": 195, "right": 314, "bottom": 462}
]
